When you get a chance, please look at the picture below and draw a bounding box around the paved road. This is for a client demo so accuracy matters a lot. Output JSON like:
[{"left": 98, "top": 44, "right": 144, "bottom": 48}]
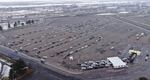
[{"left": 0, "top": 45, "right": 82, "bottom": 80}]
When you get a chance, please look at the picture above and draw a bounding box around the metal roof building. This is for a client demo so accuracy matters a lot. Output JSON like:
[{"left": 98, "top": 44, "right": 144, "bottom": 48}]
[{"left": 107, "top": 57, "right": 127, "bottom": 68}]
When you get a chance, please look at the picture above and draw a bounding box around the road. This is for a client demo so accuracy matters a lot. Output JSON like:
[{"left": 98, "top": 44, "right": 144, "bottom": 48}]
[
  {"left": 111, "top": 15, "right": 150, "bottom": 33},
  {"left": 0, "top": 45, "right": 82, "bottom": 80}
]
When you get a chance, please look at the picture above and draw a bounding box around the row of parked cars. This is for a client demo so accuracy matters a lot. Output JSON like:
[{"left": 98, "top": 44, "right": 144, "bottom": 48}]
[{"left": 80, "top": 60, "right": 112, "bottom": 70}]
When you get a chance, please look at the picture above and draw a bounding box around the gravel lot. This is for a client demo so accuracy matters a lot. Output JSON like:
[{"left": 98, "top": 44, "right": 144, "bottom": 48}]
[{"left": 1, "top": 13, "right": 150, "bottom": 80}]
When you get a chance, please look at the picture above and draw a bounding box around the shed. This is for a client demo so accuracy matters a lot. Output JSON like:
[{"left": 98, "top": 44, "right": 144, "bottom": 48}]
[{"left": 107, "top": 57, "right": 127, "bottom": 68}]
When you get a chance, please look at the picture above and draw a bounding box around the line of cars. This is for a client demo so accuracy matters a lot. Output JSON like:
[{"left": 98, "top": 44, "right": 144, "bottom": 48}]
[{"left": 80, "top": 59, "right": 112, "bottom": 70}]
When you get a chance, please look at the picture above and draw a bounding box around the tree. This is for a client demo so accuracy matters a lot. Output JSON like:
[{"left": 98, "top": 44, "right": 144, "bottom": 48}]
[
  {"left": 26, "top": 20, "right": 34, "bottom": 24},
  {"left": 31, "top": 20, "right": 34, "bottom": 24},
  {"left": 1, "top": 77, "right": 9, "bottom": 80},
  {"left": 17, "top": 21, "right": 20, "bottom": 25},
  {"left": 9, "top": 59, "right": 27, "bottom": 80},
  {"left": 8, "top": 23, "right": 11, "bottom": 28},
  {"left": 26, "top": 20, "right": 30, "bottom": 24},
  {"left": 139, "top": 77, "right": 148, "bottom": 80},
  {"left": 21, "top": 23, "right": 24, "bottom": 26},
  {"left": 0, "top": 25, "right": 3, "bottom": 31},
  {"left": 26, "top": 20, "right": 28, "bottom": 24},
  {"left": 14, "top": 22, "right": 17, "bottom": 27}
]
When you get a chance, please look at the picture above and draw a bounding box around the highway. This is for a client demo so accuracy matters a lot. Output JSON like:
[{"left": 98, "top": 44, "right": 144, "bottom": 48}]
[{"left": 0, "top": 45, "right": 82, "bottom": 80}]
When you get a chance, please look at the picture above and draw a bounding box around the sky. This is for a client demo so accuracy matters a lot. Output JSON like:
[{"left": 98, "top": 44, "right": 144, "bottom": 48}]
[
  {"left": 0, "top": 0, "right": 116, "bottom": 2},
  {"left": 0, "top": 0, "right": 148, "bottom": 3},
  {"left": 0, "top": 0, "right": 81, "bottom": 2},
  {"left": 0, "top": 0, "right": 41, "bottom": 2},
  {"left": 0, "top": 0, "right": 124, "bottom": 2}
]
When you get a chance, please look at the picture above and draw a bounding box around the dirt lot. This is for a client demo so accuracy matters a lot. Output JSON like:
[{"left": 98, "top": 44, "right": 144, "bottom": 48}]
[{"left": 1, "top": 13, "right": 150, "bottom": 79}]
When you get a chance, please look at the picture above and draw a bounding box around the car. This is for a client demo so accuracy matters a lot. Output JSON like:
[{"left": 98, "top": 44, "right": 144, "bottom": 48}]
[
  {"left": 99, "top": 63, "right": 105, "bottom": 68},
  {"left": 81, "top": 67, "right": 87, "bottom": 70},
  {"left": 40, "top": 59, "right": 45, "bottom": 64},
  {"left": 86, "top": 66, "right": 93, "bottom": 70},
  {"left": 81, "top": 64, "right": 87, "bottom": 67}
]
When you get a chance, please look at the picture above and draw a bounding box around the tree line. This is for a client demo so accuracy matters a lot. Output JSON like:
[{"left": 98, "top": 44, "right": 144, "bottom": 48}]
[{"left": 0, "top": 19, "right": 35, "bottom": 31}]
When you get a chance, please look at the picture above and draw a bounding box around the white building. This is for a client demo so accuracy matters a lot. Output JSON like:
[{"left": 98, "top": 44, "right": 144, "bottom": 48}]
[
  {"left": 1, "top": 65, "right": 11, "bottom": 77},
  {"left": 107, "top": 57, "right": 127, "bottom": 68},
  {"left": 0, "top": 22, "right": 14, "bottom": 30}
]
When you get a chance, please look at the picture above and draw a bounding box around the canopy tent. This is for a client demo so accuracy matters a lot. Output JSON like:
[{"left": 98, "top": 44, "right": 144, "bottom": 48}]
[
  {"left": 107, "top": 57, "right": 127, "bottom": 68},
  {"left": 128, "top": 50, "right": 141, "bottom": 56}
]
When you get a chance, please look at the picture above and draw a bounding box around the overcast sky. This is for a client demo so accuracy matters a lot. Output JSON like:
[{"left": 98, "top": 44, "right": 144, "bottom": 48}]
[
  {"left": 0, "top": 0, "right": 102, "bottom": 3},
  {"left": 0, "top": 0, "right": 82, "bottom": 2},
  {"left": 0, "top": 0, "right": 148, "bottom": 2}
]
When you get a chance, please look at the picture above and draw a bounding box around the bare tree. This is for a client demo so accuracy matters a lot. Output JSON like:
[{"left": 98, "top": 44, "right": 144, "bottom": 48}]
[
  {"left": 8, "top": 23, "right": 11, "bottom": 28},
  {"left": 0, "top": 25, "right": 2, "bottom": 31}
]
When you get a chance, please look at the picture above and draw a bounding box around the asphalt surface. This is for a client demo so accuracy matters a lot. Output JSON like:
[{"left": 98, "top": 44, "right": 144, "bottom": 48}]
[{"left": 0, "top": 45, "right": 82, "bottom": 80}]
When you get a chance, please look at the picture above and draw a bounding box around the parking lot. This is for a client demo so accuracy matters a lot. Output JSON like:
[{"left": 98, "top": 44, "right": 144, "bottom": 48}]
[{"left": 1, "top": 13, "right": 150, "bottom": 79}]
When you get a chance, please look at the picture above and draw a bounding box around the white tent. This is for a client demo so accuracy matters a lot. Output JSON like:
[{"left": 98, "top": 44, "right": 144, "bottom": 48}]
[{"left": 107, "top": 57, "right": 127, "bottom": 68}]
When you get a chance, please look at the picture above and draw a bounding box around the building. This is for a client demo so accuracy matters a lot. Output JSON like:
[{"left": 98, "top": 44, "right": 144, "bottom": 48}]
[
  {"left": 1, "top": 65, "right": 11, "bottom": 78},
  {"left": 0, "top": 59, "right": 11, "bottom": 78},
  {"left": 0, "top": 22, "right": 14, "bottom": 30},
  {"left": 107, "top": 57, "right": 127, "bottom": 68}
]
